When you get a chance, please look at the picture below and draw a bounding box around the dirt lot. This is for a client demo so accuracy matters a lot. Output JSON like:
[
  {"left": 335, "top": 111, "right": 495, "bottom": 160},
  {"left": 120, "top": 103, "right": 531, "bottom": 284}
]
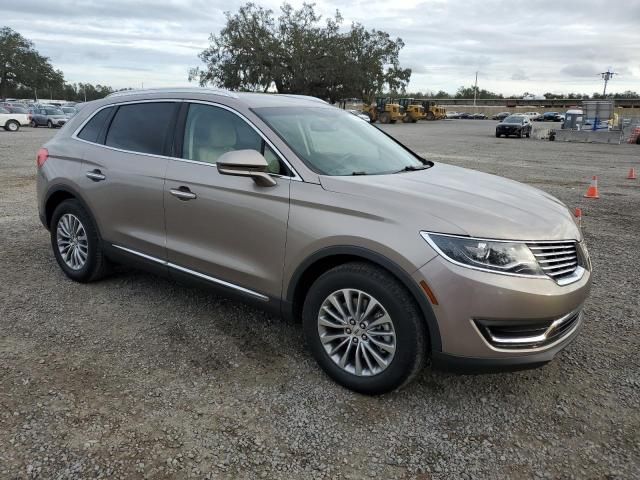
[{"left": 1, "top": 121, "right": 639, "bottom": 479}]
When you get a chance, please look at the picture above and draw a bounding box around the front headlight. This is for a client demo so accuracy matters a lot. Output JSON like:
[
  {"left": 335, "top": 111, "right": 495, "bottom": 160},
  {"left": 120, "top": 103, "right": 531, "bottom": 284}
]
[{"left": 421, "top": 232, "right": 545, "bottom": 277}]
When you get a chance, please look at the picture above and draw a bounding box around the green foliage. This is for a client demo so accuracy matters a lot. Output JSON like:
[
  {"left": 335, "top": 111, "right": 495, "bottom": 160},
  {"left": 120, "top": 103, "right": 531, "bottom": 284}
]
[
  {"left": 455, "top": 85, "right": 503, "bottom": 99},
  {"left": 0, "top": 26, "right": 120, "bottom": 101},
  {"left": 0, "top": 26, "right": 63, "bottom": 98},
  {"left": 189, "top": 2, "right": 411, "bottom": 102}
]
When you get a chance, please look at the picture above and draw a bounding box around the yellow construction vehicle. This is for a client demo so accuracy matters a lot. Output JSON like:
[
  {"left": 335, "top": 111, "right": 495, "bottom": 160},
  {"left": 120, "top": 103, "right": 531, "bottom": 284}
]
[
  {"left": 420, "top": 100, "right": 447, "bottom": 120},
  {"left": 397, "top": 98, "right": 426, "bottom": 122},
  {"left": 362, "top": 97, "right": 404, "bottom": 124}
]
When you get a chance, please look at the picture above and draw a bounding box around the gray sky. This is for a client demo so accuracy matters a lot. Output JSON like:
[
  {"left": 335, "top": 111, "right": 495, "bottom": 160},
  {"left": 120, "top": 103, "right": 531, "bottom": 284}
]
[{"left": 3, "top": 0, "right": 639, "bottom": 95}]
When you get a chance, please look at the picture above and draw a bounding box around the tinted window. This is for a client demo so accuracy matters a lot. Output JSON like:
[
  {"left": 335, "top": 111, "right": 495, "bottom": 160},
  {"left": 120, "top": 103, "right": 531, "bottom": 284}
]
[
  {"left": 106, "top": 102, "right": 175, "bottom": 155},
  {"left": 10, "top": 107, "right": 28, "bottom": 113},
  {"left": 78, "top": 107, "right": 113, "bottom": 143},
  {"left": 182, "top": 103, "right": 283, "bottom": 174},
  {"left": 45, "top": 109, "right": 63, "bottom": 115},
  {"left": 0, "top": 108, "right": 8, "bottom": 114}
]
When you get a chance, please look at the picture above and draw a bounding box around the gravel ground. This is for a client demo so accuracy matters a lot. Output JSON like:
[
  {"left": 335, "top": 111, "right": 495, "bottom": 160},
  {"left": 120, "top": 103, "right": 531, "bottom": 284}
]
[{"left": 1, "top": 122, "right": 639, "bottom": 479}]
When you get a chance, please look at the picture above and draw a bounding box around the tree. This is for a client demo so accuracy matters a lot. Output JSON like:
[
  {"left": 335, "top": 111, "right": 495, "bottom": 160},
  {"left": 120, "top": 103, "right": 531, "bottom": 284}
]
[
  {"left": 189, "top": 2, "right": 411, "bottom": 102},
  {"left": 454, "top": 85, "right": 503, "bottom": 99},
  {"left": 0, "top": 27, "right": 63, "bottom": 99}
]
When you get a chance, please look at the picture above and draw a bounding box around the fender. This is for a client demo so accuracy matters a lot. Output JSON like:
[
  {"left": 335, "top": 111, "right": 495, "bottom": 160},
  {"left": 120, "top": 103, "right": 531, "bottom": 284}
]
[
  {"left": 43, "top": 183, "right": 100, "bottom": 235},
  {"left": 285, "top": 245, "right": 442, "bottom": 352}
]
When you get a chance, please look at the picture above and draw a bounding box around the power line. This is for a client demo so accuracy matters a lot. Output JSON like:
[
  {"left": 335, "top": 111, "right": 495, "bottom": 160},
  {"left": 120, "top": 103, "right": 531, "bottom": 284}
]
[{"left": 598, "top": 68, "right": 617, "bottom": 96}]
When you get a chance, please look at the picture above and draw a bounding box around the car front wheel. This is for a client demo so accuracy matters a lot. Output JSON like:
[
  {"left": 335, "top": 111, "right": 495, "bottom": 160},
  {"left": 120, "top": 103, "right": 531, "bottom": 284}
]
[
  {"left": 303, "top": 262, "right": 427, "bottom": 395},
  {"left": 47, "top": 120, "right": 53, "bottom": 128},
  {"left": 30, "top": 120, "right": 37, "bottom": 128}
]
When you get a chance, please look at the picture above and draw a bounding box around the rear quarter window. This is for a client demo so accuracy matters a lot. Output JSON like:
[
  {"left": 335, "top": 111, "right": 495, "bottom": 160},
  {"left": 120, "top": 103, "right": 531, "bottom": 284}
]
[
  {"left": 105, "top": 102, "right": 176, "bottom": 155},
  {"left": 77, "top": 107, "right": 114, "bottom": 144}
]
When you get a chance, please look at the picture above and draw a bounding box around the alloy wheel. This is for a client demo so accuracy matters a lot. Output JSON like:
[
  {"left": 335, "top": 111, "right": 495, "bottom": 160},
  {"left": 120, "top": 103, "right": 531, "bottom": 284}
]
[
  {"left": 317, "top": 289, "right": 396, "bottom": 376},
  {"left": 56, "top": 213, "right": 89, "bottom": 270}
]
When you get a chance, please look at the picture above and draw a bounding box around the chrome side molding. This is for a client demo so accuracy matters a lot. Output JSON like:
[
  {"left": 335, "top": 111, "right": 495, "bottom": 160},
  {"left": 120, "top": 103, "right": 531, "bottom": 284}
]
[{"left": 112, "top": 244, "right": 269, "bottom": 301}]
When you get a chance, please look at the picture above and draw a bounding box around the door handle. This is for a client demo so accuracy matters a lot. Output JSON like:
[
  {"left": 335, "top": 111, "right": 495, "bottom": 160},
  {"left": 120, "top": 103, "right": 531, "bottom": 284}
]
[
  {"left": 86, "top": 169, "right": 106, "bottom": 181},
  {"left": 169, "top": 187, "right": 197, "bottom": 200}
]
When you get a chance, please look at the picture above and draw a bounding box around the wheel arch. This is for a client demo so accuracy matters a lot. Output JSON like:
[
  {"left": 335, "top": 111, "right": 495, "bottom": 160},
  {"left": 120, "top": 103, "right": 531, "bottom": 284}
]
[
  {"left": 284, "top": 246, "right": 442, "bottom": 352},
  {"left": 44, "top": 185, "right": 98, "bottom": 234}
]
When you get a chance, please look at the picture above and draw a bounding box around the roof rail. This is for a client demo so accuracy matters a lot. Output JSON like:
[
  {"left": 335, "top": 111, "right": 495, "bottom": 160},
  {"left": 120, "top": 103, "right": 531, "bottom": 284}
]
[{"left": 106, "top": 87, "right": 239, "bottom": 99}]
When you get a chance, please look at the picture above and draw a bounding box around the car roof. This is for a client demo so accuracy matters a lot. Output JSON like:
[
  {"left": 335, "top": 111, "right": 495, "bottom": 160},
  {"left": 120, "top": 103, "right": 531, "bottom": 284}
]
[{"left": 105, "top": 87, "right": 330, "bottom": 109}]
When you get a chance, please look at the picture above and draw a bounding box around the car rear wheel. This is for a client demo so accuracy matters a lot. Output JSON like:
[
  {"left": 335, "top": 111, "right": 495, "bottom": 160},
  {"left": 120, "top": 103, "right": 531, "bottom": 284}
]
[
  {"left": 4, "top": 120, "right": 19, "bottom": 132},
  {"left": 50, "top": 199, "right": 110, "bottom": 283},
  {"left": 303, "top": 262, "right": 427, "bottom": 395}
]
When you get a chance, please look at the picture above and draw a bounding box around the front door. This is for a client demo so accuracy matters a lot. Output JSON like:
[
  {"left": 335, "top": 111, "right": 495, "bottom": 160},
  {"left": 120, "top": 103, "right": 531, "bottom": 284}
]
[{"left": 164, "top": 103, "right": 292, "bottom": 300}]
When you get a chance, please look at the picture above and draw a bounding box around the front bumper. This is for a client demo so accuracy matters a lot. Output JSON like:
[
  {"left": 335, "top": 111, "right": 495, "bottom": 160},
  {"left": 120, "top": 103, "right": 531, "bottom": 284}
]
[
  {"left": 413, "top": 254, "right": 591, "bottom": 368},
  {"left": 497, "top": 127, "right": 521, "bottom": 135}
]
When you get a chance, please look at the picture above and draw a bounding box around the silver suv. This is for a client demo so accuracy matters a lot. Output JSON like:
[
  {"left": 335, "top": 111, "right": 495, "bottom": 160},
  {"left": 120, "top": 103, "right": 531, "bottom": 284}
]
[{"left": 37, "top": 88, "right": 592, "bottom": 394}]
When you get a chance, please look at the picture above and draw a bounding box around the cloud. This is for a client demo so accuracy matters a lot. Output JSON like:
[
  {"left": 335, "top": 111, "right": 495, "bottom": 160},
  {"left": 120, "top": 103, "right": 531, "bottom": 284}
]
[{"left": 1, "top": 0, "right": 639, "bottom": 95}]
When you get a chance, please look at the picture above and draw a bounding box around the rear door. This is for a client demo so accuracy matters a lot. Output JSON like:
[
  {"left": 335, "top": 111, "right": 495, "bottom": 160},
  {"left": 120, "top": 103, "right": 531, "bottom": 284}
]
[
  {"left": 77, "top": 101, "right": 179, "bottom": 260},
  {"left": 163, "top": 102, "right": 292, "bottom": 300}
]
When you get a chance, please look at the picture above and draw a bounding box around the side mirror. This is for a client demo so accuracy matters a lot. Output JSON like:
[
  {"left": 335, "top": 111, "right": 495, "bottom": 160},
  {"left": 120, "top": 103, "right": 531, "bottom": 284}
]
[{"left": 216, "top": 149, "right": 277, "bottom": 187}]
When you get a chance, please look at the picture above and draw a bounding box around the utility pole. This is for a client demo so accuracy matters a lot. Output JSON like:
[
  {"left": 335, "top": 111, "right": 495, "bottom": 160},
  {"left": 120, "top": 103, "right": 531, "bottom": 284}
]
[
  {"left": 473, "top": 71, "right": 478, "bottom": 110},
  {"left": 598, "top": 68, "right": 616, "bottom": 97}
]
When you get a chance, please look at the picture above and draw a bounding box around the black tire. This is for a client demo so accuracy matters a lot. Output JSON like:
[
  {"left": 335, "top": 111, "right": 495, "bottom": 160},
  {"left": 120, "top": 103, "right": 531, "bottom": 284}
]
[
  {"left": 402, "top": 114, "right": 411, "bottom": 123},
  {"left": 4, "top": 120, "right": 19, "bottom": 132},
  {"left": 636, "top": 136, "right": 640, "bottom": 145},
  {"left": 526, "top": 129, "right": 531, "bottom": 138},
  {"left": 495, "top": 132, "right": 501, "bottom": 138},
  {"left": 30, "top": 120, "right": 37, "bottom": 128},
  {"left": 50, "top": 199, "right": 110, "bottom": 283},
  {"left": 302, "top": 262, "right": 427, "bottom": 395},
  {"left": 379, "top": 112, "right": 390, "bottom": 124},
  {"left": 426, "top": 111, "right": 435, "bottom": 121},
  {"left": 411, "top": 119, "right": 417, "bottom": 123},
  {"left": 519, "top": 129, "right": 524, "bottom": 138},
  {"left": 47, "top": 120, "right": 53, "bottom": 128}
]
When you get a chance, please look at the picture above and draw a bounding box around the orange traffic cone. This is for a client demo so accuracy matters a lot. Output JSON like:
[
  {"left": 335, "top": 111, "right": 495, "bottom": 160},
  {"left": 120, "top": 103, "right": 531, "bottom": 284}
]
[
  {"left": 627, "top": 168, "right": 637, "bottom": 180},
  {"left": 574, "top": 207, "right": 582, "bottom": 227},
  {"left": 584, "top": 176, "right": 600, "bottom": 199}
]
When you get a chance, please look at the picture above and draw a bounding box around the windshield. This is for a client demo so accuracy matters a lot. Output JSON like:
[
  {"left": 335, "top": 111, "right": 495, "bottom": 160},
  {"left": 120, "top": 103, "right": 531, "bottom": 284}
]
[
  {"left": 503, "top": 116, "right": 525, "bottom": 124},
  {"left": 253, "top": 106, "right": 426, "bottom": 175}
]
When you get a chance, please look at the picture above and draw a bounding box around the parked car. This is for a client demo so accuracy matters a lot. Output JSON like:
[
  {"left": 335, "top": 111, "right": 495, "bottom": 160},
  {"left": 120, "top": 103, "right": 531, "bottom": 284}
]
[
  {"left": 536, "top": 112, "right": 564, "bottom": 122},
  {"left": 472, "top": 113, "right": 487, "bottom": 120},
  {"left": 492, "top": 112, "right": 510, "bottom": 121},
  {"left": 0, "top": 106, "right": 30, "bottom": 131},
  {"left": 496, "top": 115, "right": 533, "bottom": 138},
  {"left": 347, "top": 109, "right": 371, "bottom": 122},
  {"left": 445, "top": 111, "right": 460, "bottom": 119},
  {"left": 30, "top": 107, "right": 68, "bottom": 128},
  {"left": 524, "top": 112, "right": 541, "bottom": 121},
  {"left": 61, "top": 106, "right": 78, "bottom": 119},
  {"left": 458, "top": 112, "right": 473, "bottom": 119},
  {"left": 36, "top": 88, "right": 591, "bottom": 394}
]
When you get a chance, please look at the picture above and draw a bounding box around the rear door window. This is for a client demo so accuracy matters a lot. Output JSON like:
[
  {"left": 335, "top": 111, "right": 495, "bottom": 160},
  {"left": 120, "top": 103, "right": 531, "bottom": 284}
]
[
  {"left": 105, "top": 102, "right": 176, "bottom": 155},
  {"left": 77, "top": 107, "right": 113, "bottom": 144}
]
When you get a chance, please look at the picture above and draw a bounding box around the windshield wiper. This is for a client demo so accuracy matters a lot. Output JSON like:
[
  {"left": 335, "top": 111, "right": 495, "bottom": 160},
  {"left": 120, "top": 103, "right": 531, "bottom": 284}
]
[
  {"left": 395, "top": 165, "right": 428, "bottom": 173},
  {"left": 351, "top": 171, "right": 368, "bottom": 176}
]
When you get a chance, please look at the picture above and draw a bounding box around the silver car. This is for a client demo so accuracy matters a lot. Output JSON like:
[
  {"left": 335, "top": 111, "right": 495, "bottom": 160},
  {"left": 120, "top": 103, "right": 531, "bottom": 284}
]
[{"left": 36, "top": 88, "right": 592, "bottom": 394}]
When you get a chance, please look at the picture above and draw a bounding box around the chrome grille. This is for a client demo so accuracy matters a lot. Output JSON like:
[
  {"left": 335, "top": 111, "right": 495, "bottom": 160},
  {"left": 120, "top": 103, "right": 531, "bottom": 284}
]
[{"left": 527, "top": 241, "right": 578, "bottom": 280}]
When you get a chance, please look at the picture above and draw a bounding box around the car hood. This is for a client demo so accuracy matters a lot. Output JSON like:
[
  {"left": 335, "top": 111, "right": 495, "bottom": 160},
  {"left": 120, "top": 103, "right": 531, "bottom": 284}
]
[{"left": 319, "top": 163, "right": 581, "bottom": 241}]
